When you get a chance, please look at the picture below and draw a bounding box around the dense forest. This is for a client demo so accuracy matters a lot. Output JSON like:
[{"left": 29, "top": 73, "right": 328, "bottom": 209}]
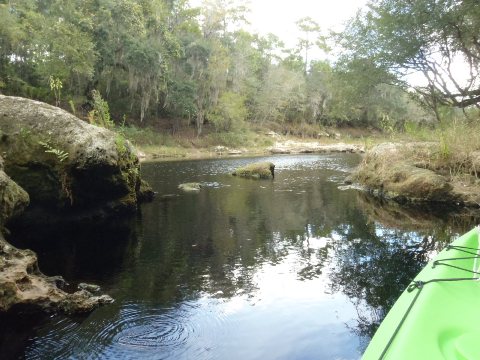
[{"left": 1, "top": 0, "right": 479, "bottom": 138}]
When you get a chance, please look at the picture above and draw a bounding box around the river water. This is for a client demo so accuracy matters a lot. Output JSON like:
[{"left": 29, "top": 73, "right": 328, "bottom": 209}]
[{"left": 2, "top": 154, "right": 478, "bottom": 359}]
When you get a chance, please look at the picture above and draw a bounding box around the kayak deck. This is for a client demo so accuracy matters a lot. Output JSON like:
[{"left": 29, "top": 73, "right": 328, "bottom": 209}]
[{"left": 362, "top": 227, "right": 480, "bottom": 360}]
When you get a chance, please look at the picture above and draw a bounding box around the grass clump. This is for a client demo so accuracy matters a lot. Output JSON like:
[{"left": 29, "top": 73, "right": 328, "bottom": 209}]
[
  {"left": 399, "top": 117, "right": 480, "bottom": 179},
  {"left": 232, "top": 162, "right": 275, "bottom": 179}
]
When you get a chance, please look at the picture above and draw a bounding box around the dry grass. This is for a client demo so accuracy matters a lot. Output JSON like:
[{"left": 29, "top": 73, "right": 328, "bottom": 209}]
[{"left": 396, "top": 119, "right": 480, "bottom": 180}]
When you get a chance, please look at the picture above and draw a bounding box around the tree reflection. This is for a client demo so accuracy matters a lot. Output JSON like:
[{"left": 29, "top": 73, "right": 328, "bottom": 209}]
[
  {"left": 10, "top": 157, "right": 480, "bottom": 350},
  {"left": 329, "top": 192, "right": 480, "bottom": 340},
  {"left": 328, "top": 231, "right": 431, "bottom": 337}
]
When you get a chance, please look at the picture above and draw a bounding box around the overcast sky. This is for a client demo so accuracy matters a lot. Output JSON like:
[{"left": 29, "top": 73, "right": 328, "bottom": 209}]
[
  {"left": 248, "top": 0, "right": 367, "bottom": 46},
  {"left": 189, "top": 1, "right": 470, "bottom": 87},
  {"left": 190, "top": 0, "right": 368, "bottom": 53}
]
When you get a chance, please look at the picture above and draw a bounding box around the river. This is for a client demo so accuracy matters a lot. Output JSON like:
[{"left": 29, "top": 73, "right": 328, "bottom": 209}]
[{"left": 2, "top": 154, "right": 477, "bottom": 359}]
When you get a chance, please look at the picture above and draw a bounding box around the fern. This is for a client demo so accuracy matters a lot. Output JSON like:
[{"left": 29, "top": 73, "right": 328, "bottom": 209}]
[{"left": 38, "top": 141, "right": 69, "bottom": 162}]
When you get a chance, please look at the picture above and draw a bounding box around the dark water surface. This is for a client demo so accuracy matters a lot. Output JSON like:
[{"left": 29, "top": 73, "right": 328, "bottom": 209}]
[{"left": 3, "top": 154, "right": 479, "bottom": 359}]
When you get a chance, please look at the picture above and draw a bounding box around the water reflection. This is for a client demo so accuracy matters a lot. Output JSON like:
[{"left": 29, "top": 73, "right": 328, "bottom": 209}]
[
  {"left": 357, "top": 193, "right": 480, "bottom": 239},
  {"left": 2, "top": 154, "right": 479, "bottom": 359},
  {"left": 8, "top": 218, "right": 139, "bottom": 284}
]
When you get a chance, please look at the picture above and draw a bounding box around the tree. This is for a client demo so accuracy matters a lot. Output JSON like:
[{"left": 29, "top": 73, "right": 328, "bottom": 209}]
[
  {"left": 201, "top": 0, "right": 250, "bottom": 39},
  {"left": 295, "top": 17, "right": 327, "bottom": 74},
  {"left": 208, "top": 91, "right": 247, "bottom": 131},
  {"left": 341, "top": 0, "right": 480, "bottom": 116},
  {"left": 305, "top": 60, "right": 332, "bottom": 124},
  {"left": 254, "top": 65, "right": 305, "bottom": 125},
  {"left": 0, "top": 0, "right": 96, "bottom": 100}
]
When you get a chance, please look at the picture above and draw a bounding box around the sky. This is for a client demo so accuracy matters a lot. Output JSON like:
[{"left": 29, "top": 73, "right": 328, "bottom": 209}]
[
  {"left": 190, "top": 0, "right": 369, "bottom": 58},
  {"left": 189, "top": 0, "right": 470, "bottom": 88},
  {"left": 248, "top": 0, "right": 368, "bottom": 47}
]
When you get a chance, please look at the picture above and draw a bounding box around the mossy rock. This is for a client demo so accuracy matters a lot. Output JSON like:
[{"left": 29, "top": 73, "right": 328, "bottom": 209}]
[
  {"left": 137, "top": 179, "right": 155, "bottom": 201},
  {"left": 232, "top": 162, "right": 275, "bottom": 179},
  {"left": 0, "top": 95, "right": 153, "bottom": 222},
  {"left": 0, "top": 159, "right": 29, "bottom": 227}
]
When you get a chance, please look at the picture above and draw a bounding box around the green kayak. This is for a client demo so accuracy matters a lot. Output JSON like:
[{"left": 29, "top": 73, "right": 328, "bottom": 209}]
[{"left": 363, "top": 226, "right": 480, "bottom": 360}]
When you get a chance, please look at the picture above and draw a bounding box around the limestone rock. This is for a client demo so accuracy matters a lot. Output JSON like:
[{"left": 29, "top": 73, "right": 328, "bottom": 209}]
[
  {"left": 268, "top": 141, "right": 364, "bottom": 154},
  {"left": 228, "top": 149, "right": 243, "bottom": 155},
  {"left": 0, "top": 231, "right": 113, "bottom": 314},
  {"left": 137, "top": 179, "right": 155, "bottom": 202},
  {"left": 78, "top": 282, "right": 101, "bottom": 293},
  {"left": 0, "top": 160, "right": 29, "bottom": 227},
  {"left": 0, "top": 95, "right": 153, "bottom": 222},
  {"left": 0, "top": 154, "right": 112, "bottom": 314}
]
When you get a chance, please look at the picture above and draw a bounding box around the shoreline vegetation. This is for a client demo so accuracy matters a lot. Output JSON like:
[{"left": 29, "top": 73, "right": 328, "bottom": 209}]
[
  {"left": 121, "top": 114, "right": 480, "bottom": 210},
  {"left": 1, "top": 0, "right": 479, "bottom": 204},
  {"left": 126, "top": 126, "right": 370, "bottom": 161},
  {"left": 1, "top": 0, "right": 480, "bottom": 320}
]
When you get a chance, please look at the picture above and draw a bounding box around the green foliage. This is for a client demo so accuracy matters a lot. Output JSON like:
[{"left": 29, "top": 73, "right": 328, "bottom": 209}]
[
  {"left": 403, "top": 121, "right": 431, "bottom": 141},
  {"left": 88, "top": 90, "right": 113, "bottom": 129},
  {"left": 1, "top": 0, "right": 472, "bottom": 138},
  {"left": 68, "top": 99, "right": 76, "bottom": 115},
  {"left": 341, "top": 0, "right": 480, "bottom": 110},
  {"left": 207, "top": 131, "right": 250, "bottom": 148},
  {"left": 120, "top": 126, "right": 176, "bottom": 147},
  {"left": 49, "top": 76, "right": 62, "bottom": 107},
  {"left": 38, "top": 141, "right": 69, "bottom": 162},
  {"left": 115, "top": 134, "right": 128, "bottom": 156},
  {"left": 437, "top": 131, "right": 451, "bottom": 161},
  {"left": 208, "top": 92, "right": 247, "bottom": 132}
]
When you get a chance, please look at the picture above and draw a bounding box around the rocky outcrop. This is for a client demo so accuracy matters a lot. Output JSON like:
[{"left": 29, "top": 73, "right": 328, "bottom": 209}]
[
  {"left": 349, "top": 142, "right": 480, "bottom": 206},
  {"left": 232, "top": 162, "right": 275, "bottom": 179},
  {"left": 0, "top": 158, "right": 29, "bottom": 227},
  {"left": 0, "top": 156, "right": 112, "bottom": 314},
  {"left": 213, "top": 146, "right": 244, "bottom": 156},
  {"left": 0, "top": 234, "right": 113, "bottom": 313},
  {"left": 269, "top": 141, "right": 364, "bottom": 155},
  {"left": 0, "top": 95, "right": 153, "bottom": 223}
]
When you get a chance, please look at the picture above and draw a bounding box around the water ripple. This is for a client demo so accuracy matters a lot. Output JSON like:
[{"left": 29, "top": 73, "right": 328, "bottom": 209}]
[{"left": 114, "top": 310, "right": 193, "bottom": 349}]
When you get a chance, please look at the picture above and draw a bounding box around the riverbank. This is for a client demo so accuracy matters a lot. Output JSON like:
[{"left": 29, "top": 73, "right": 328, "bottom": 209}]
[
  {"left": 348, "top": 142, "right": 480, "bottom": 208},
  {"left": 125, "top": 126, "right": 371, "bottom": 162}
]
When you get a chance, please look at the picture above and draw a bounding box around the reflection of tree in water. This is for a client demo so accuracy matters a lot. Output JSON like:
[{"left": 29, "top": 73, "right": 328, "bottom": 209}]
[
  {"left": 136, "top": 159, "right": 480, "bottom": 336},
  {"left": 328, "top": 230, "right": 437, "bottom": 338},
  {"left": 133, "top": 163, "right": 359, "bottom": 303},
  {"left": 329, "top": 192, "right": 480, "bottom": 341},
  {"left": 357, "top": 192, "right": 480, "bottom": 237}
]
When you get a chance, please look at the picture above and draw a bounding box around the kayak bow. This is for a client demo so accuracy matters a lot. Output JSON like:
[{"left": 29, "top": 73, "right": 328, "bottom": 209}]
[{"left": 363, "top": 226, "right": 480, "bottom": 360}]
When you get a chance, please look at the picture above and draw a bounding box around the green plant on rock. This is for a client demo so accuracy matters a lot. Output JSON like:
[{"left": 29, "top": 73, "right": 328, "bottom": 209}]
[
  {"left": 115, "top": 134, "right": 128, "bottom": 156},
  {"left": 19, "top": 127, "right": 31, "bottom": 139},
  {"left": 88, "top": 90, "right": 114, "bottom": 129},
  {"left": 68, "top": 99, "right": 76, "bottom": 115},
  {"left": 49, "top": 76, "right": 63, "bottom": 107},
  {"left": 38, "top": 141, "right": 69, "bottom": 162}
]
